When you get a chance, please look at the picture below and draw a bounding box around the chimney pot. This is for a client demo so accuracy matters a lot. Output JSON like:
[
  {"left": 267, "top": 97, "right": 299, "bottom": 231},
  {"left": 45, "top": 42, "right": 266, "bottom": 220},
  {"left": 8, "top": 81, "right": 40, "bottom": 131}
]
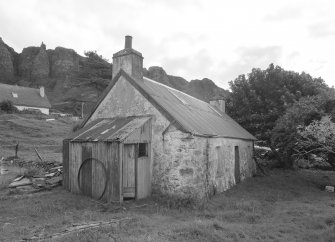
[
  {"left": 210, "top": 99, "right": 225, "bottom": 113},
  {"left": 125, "top": 35, "right": 132, "bottom": 49},
  {"left": 40, "top": 86, "right": 45, "bottom": 98}
]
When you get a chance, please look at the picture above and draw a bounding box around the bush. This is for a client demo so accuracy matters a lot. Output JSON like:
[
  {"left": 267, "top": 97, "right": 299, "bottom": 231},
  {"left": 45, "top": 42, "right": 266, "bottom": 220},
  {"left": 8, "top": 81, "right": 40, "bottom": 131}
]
[
  {"left": 0, "top": 100, "right": 18, "bottom": 113},
  {"left": 72, "top": 123, "right": 82, "bottom": 132}
]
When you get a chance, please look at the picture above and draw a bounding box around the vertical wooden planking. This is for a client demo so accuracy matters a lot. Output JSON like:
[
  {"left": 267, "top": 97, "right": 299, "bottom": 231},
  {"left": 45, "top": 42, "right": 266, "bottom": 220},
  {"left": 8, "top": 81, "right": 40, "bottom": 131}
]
[
  {"left": 122, "top": 144, "right": 135, "bottom": 198},
  {"left": 90, "top": 142, "right": 107, "bottom": 200},
  {"left": 119, "top": 143, "right": 123, "bottom": 203},
  {"left": 136, "top": 156, "right": 151, "bottom": 199},
  {"left": 107, "top": 142, "right": 119, "bottom": 202},
  {"left": 73, "top": 143, "right": 82, "bottom": 193},
  {"left": 98, "top": 142, "right": 108, "bottom": 201},
  {"left": 80, "top": 143, "right": 92, "bottom": 197},
  {"left": 62, "top": 140, "right": 69, "bottom": 190},
  {"left": 91, "top": 142, "right": 98, "bottom": 199}
]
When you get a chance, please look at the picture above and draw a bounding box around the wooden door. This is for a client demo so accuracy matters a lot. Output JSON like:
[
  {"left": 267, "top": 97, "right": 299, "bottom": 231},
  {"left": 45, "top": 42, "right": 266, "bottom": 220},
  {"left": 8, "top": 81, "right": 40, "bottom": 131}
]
[
  {"left": 136, "top": 143, "right": 151, "bottom": 199},
  {"left": 234, "top": 146, "right": 240, "bottom": 183},
  {"left": 123, "top": 144, "right": 136, "bottom": 198}
]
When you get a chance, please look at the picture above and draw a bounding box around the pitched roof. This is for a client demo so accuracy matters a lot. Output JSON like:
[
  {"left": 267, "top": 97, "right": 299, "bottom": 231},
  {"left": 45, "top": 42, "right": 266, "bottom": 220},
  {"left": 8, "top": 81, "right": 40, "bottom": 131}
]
[
  {"left": 82, "top": 70, "right": 256, "bottom": 140},
  {"left": 0, "top": 83, "right": 51, "bottom": 108},
  {"left": 68, "top": 116, "right": 150, "bottom": 142}
]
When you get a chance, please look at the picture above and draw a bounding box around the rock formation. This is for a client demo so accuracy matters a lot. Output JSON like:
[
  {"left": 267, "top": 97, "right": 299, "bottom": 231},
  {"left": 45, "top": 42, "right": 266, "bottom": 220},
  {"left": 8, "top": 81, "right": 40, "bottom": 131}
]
[
  {"left": 0, "top": 37, "right": 15, "bottom": 82},
  {"left": 50, "top": 47, "right": 79, "bottom": 77},
  {"left": 18, "top": 46, "right": 40, "bottom": 80},
  {"left": 144, "top": 66, "right": 228, "bottom": 102},
  {"left": 31, "top": 42, "right": 49, "bottom": 80}
]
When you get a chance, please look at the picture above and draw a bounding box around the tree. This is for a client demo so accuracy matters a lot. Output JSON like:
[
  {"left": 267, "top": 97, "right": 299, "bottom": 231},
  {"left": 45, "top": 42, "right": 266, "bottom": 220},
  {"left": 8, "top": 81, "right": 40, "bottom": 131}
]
[
  {"left": 271, "top": 89, "right": 335, "bottom": 167},
  {"left": 227, "top": 64, "right": 327, "bottom": 143},
  {"left": 226, "top": 64, "right": 328, "bottom": 166},
  {"left": 295, "top": 116, "right": 335, "bottom": 168}
]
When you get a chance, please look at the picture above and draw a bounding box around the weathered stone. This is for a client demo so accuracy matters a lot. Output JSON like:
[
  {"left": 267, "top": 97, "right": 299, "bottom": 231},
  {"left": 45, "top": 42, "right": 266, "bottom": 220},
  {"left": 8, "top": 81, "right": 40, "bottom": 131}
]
[
  {"left": 31, "top": 42, "right": 49, "bottom": 80},
  {"left": 50, "top": 47, "right": 79, "bottom": 77},
  {"left": 0, "top": 37, "right": 15, "bottom": 82},
  {"left": 179, "top": 167, "right": 194, "bottom": 176},
  {"left": 18, "top": 46, "right": 40, "bottom": 79}
]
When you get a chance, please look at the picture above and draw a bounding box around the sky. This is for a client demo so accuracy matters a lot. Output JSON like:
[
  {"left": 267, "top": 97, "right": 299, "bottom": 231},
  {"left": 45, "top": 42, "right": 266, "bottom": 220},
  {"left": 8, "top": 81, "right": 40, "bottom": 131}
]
[{"left": 0, "top": 0, "right": 334, "bottom": 89}]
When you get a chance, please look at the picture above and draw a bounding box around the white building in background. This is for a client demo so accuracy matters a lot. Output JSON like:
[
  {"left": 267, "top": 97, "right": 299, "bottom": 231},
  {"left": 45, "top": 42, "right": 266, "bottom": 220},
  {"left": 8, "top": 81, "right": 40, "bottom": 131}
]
[{"left": 0, "top": 84, "right": 51, "bottom": 115}]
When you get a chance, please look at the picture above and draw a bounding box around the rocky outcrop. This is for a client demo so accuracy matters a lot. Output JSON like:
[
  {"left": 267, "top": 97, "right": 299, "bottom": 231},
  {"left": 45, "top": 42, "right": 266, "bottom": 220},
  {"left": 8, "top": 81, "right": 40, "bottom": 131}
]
[
  {"left": 31, "top": 43, "right": 49, "bottom": 80},
  {"left": 144, "top": 66, "right": 229, "bottom": 102},
  {"left": 187, "top": 78, "right": 229, "bottom": 102},
  {"left": 0, "top": 37, "right": 15, "bottom": 82},
  {"left": 144, "top": 66, "right": 172, "bottom": 87},
  {"left": 18, "top": 46, "right": 40, "bottom": 79},
  {"left": 18, "top": 43, "right": 49, "bottom": 81},
  {"left": 49, "top": 47, "right": 79, "bottom": 77}
]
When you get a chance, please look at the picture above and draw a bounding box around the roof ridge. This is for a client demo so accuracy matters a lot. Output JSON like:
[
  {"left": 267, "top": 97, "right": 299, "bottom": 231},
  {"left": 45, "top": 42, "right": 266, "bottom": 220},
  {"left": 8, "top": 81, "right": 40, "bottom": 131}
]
[
  {"left": 143, "top": 77, "right": 211, "bottom": 106},
  {"left": 0, "top": 83, "right": 41, "bottom": 91}
]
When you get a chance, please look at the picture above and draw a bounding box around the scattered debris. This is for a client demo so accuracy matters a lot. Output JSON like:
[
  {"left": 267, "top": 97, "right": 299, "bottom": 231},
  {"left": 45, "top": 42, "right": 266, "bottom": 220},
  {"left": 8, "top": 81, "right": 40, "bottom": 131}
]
[
  {"left": 13, "top": 175, "right": 24, "bottom": 182},
  {"left": 8, "top": 178, "right": 32, "bottom": 188},
  {"left": 27, "top": 218, "right": 130, "bottom": 240},
  {"left": 7, "top": 161, "right": 63, "bottom": 194},
  {"left": 325, "top": 186, "right": 334, "bottom": 193},
  {"left": 45, "top": 172, "right": 56, "bottom": 177},
  {"left": 34, "top": 148, "right": 44, "bottom": 162}
]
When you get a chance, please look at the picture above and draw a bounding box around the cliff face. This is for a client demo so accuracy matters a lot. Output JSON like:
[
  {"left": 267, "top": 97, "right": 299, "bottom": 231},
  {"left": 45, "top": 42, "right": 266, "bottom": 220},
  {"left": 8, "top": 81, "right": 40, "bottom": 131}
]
[
  {"left": 31, "top": 43, "right": 49, "bottom": 80},
  {"left": 144, "top": 66, "right": 229, "bottom": 102},
  {"left": 49, "top": 47, "right": 80, "bottom": 77},
  {"left": 0, "top": 37, "right": 229, "bottom": 116},
  {"left": 19, "top": 43, "right": 50, "bottom": 81},
  {"left": 0, "top": 37, "right": 15, "bottom": 83}
]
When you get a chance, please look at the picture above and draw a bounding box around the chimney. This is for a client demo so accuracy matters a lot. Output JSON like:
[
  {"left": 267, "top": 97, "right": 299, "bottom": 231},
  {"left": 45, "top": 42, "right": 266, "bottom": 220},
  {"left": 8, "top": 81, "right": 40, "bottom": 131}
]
[
  {"left": 125, "top": 35, "right": 132, "bottom": 49},
  {"left": 210, "top": 99, "right": 225, "bottom": 113},
  {"left": 112, "top": 35, "right": 143, "bottom": 80},
  {"left": 39, "top": 86, "right": 45, "bottom": 97}
]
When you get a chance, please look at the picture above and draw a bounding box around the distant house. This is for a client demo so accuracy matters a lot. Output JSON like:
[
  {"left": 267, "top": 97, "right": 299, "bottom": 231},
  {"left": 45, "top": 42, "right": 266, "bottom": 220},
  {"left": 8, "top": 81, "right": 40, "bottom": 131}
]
[
  {"left": 0, "top": 84, "right": 51, "bottom": 115},
  {"left": 63, "top": 36, "right": 256, "bottom": 204}
]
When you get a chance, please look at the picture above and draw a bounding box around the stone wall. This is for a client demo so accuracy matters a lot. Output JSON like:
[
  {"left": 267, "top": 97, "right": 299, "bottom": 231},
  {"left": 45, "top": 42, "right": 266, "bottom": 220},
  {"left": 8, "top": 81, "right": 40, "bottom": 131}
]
[
  {"left": 87, "top": 76, "right": 255, "bottom": 204},
  {"left": 208, "top": 138, "right": 255, "bottom": 194},
  {"left": 88, "top": 77, "right": 212, "bottom": 202}
]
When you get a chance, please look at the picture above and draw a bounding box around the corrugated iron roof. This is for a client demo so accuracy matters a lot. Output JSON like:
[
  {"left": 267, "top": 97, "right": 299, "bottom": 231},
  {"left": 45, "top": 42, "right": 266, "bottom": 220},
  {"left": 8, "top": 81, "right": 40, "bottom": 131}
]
[
  {"left": 0, "top": 84, "right": 51, "bottom": 108},
  {"left": 81, "top": 70, "right": 256, "bottom": 140},
  {"left": 68, "top": 116, "right": 150, "bottom": 142},
  {"left": 137, "top": 77, "right": 256, "bottom": 140}
]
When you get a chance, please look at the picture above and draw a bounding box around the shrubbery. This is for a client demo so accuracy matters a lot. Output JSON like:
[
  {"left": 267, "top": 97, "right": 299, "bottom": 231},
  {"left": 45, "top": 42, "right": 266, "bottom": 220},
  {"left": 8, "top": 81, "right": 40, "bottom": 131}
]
[{"left": 0, "top": 100, "right": 18, "bottom": 113}]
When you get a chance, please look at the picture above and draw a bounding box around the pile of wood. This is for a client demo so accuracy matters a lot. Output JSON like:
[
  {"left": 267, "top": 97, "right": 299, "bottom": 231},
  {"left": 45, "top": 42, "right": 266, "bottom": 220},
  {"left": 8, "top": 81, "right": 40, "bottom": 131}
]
[{"left": 8, "top": 165, "right": 63, "bottom": 193}]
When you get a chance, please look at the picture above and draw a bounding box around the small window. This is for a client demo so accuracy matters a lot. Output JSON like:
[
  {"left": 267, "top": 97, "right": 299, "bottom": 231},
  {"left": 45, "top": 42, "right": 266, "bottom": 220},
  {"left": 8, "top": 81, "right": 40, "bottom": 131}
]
[{"left": 138, "top": 143, "right": 148, "bottom": 157}]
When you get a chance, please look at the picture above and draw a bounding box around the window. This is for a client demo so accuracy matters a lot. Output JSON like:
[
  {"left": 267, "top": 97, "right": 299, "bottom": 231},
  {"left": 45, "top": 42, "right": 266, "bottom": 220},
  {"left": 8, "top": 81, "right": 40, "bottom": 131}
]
[{"left": 138, "top": 143, "right": 148, "bottom": 157}]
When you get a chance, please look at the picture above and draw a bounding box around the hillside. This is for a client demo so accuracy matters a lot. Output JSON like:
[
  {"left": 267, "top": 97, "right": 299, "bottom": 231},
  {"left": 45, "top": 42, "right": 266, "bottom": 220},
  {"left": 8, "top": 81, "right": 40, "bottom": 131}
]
[
  {"left": 0, "top": 113, "right": 75, "bottom": 162},
  {"left": 0, "top": 37, "right": 229, "bottom": 116}
]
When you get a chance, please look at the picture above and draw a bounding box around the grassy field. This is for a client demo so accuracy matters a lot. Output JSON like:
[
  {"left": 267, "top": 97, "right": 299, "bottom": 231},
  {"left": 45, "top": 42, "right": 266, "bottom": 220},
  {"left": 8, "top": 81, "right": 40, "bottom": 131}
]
[
  {"left": 0, "top": 169, "right": 334, "bottom": 241},
  {"left": 0, "top": 113, "right": 335, "bottom": 241},
  {"left": 0, "top": 113, "right": 76, "bottom": 162}
]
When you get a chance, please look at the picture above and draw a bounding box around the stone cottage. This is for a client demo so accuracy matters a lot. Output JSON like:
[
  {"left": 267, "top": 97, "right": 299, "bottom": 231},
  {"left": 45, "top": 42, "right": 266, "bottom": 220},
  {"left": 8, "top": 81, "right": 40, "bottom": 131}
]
[{"left": 63, "top": 36, "right": 256, "bottom": 204}]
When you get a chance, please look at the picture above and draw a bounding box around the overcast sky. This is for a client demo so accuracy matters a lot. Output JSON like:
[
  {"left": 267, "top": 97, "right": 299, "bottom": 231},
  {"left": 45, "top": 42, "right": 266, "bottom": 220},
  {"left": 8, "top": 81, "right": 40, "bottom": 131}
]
[{"left": 0, "top": 0, "right": 334, "bottom": 89}]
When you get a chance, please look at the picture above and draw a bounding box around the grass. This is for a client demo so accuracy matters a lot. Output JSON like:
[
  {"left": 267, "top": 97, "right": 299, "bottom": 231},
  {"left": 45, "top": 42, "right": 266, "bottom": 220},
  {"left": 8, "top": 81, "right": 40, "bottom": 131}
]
[
  {"left": 0, "top": 169, "right": 334, "bottom": 241},
  {"left": 0, "top": 113, "right": 75, "bottom": 162},
  {"left": 1, "top": 113, "right": 335, "bottom": 241}
]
